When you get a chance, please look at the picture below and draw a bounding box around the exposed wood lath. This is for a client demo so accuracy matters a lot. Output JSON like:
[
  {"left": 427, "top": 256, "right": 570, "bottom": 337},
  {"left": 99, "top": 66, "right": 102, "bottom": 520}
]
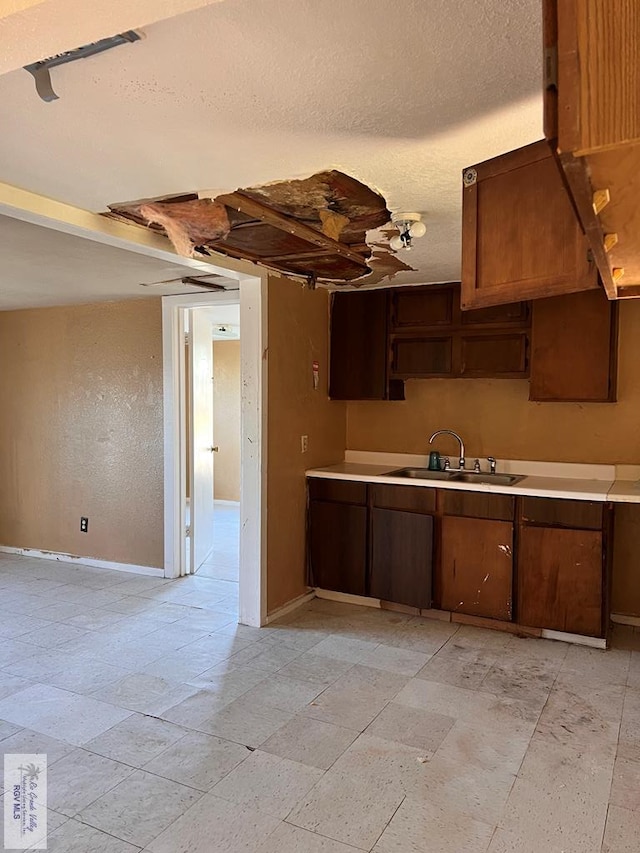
[{"left": 106, "top": 171, "right": 415, "bottom": 285}]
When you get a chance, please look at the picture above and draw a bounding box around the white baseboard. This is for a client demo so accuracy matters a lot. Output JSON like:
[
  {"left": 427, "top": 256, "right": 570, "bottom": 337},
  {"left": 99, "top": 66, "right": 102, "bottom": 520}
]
[
  {"left": 265, "top": 590, "right": 315, "bottom": 623},
  {"left": 611, "top": 613, "right": 640, "bottom": 627},
  {"left": 0, "top": 545, "right": 163, "bottom": 577},
  {"left": 541, "top": 628, "right": 607, "bottom": 649},
  {"left": 315, "top": 588, "right": 382, "bottom": 608},
  {"left": 214, "top": 499, "right": 240, "bottom": 506}
]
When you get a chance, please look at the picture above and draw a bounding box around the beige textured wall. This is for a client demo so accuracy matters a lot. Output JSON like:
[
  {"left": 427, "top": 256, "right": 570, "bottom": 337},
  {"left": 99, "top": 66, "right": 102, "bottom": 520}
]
[
  {"left": 0, "top": 299, "right": 164, "bottom": 567},
  {"left": 347, "top": 300, "right": 640, "bottom": 464},
  {"left": 213, "top": 340, "right": 241, "bottom": 502},
  {"left": 267, "top": 276, "right": 346, "bottom": 613}
]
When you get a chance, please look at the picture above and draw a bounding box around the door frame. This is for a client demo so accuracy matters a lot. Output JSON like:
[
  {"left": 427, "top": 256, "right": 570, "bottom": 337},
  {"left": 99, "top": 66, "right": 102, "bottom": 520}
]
[{"left": 162, "top": 275, "right": 268, "bottom": 627}]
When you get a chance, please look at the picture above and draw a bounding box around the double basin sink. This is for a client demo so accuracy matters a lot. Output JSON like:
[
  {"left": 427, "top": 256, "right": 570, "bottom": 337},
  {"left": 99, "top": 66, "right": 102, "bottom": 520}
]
[{"left": 384, "top": 467, "right": 524, "bottom": 486}]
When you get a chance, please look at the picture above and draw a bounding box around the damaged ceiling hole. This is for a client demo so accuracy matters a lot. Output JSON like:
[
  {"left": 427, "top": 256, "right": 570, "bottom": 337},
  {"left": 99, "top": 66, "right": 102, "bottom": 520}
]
[{"left": 107, "top": 170, "right": 416, "bottom": 286}]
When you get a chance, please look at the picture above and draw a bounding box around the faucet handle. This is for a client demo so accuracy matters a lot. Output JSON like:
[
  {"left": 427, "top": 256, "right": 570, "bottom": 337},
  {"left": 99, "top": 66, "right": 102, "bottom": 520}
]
[
  {"left": 473, "top": 459, "right": 481, "bottom": 473},
  {"left": 487, "top": 456, "right": 496, "bottom": 474},
  {"left": 442, "top": 457, "right": 450, "bottom": 471}
]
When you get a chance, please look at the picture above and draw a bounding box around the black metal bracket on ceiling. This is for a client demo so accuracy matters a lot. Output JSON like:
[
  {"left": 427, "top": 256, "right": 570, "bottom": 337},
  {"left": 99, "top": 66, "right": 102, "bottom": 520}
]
[{"left": 23, "top": 31, "right": 141, "bottom": 103}]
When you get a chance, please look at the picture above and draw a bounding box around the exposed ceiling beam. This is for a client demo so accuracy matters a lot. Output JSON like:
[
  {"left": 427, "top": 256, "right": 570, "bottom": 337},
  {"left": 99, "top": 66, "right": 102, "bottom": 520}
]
[
  {"left": 0, "top": 0, "right": 226, "bottom": 74},
  {"left": 216, "top": 191, "right": 370, "bottom": 270}
]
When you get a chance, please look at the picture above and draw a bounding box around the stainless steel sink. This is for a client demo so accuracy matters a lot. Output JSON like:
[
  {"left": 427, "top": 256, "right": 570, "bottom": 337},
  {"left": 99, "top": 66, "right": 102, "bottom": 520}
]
[
  {"left": 384, "top": 467, "right": 457, "bottom": 481},
  {"left": 383, "top": 468, "right": 525, "bottom": 486},
  {"left": 450, "top": 472, "right": 525, "bottom": 486}
]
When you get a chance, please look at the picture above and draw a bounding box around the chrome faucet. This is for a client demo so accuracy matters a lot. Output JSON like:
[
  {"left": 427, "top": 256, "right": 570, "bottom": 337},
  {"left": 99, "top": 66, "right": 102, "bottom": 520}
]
[{"left": 429, "top": 429, "right": 465, "bottom": 470}]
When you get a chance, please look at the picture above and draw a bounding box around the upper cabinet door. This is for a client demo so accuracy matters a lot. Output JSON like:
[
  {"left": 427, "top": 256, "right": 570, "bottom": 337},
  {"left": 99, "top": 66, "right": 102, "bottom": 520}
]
[
  {"left": 544, "top": 0, "right": 640, "bottom": 299},
  {"left": 329, "top": 289, "right": 389, "bottom": 400},
  {"left": 461, "top": 140, "right": 598, "bottom": 310}
]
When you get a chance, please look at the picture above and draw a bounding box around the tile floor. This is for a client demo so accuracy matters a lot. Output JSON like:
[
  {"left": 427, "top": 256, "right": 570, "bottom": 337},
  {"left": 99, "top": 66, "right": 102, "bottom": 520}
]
[
  {"left": 195, "top": 502, "right": 239, "bottom": 589},
  {"left": 0, "top": 551, "right": 639, "bottom": 852}
]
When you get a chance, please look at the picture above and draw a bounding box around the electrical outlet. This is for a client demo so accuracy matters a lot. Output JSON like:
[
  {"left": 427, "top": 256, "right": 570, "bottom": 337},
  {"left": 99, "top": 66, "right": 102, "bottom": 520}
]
[
  {"left": 301, "top": 435, "right": 309, "bottom": 453},
  {"left": 80, "top": 517, "right": 89, "bottom": 533}
]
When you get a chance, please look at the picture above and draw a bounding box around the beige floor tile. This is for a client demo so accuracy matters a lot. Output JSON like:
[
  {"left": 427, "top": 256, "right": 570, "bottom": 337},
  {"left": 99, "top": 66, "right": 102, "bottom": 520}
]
[
  {"left": 145, "top": 793, "right": 280, "bottom": 853},
  {"left": 84, "top": 713, "right": 187, "bottom": 766},
  {"left": 490, "top": 739, "right": 613, "bottom": 853},
  {"left": 211, "top": 749, "right": 323, "bottom": 819},
  {"left": 433, "top": 716, "right": 535, "bottom": 776},
  {"left": 78, "top": 768, "right": 202, "bottom": 847},
  {"left": 159, "top": 687, "right": 236, "bottom": 727},
  {"left": 47, "top": 748, "right": 134, "bottom": 816},
  {"left": 358, "top": 643, "right": 431, "bottom": 676},
  {"left": 610, "top": 756, "right": 640, "bottom": 812},
  {"left": 287, "top": 761, "right": 404, "bottom": 850},
  {"left": 0, "top": 727, "right": 75, "bottom": 766},
  {"left": 0, "top": 720, "right": 22, "bottom": 740},
  {"left": 144, "top": 729, "right": 249, "bottom": 790},
  {"left": 602, "top": 804, "right": 640, "bottom": 853},
  {"left": 90, "top": 673, "right": 197, "bottom": 715},
  {"left": 257, "top": 822, "right": 361, "bottom": 852},
  {"left": 534, "top": 682, "right": 624, "bottom": 751},
  {"left": 196, "top": 696, "right": 293, "bottom": 747},
  {"left": 261, "top": 715, "right": 359, "bottom": 770},
  {"left": 626, "top": 652, "right": 640, "bottom": 689},
  {"left": 373, "top": 796, "right": 495, "bottom": 853},
  {"left": 0, "top": 683, "right": 132, "bottom": 745},
  {"left": 238, "top": 675, "right": 322, "bottom": 714},
  {"left": 0, "top": 671, "right": 32, "bottom": 701},
  {"left": 416, "top": 646, "right": 497, "bottom": 689},
  {"left": 618, "top": 688, "right": 640, "bottom": 762},
  {"left": 480, "top": 656, "right": 557, "bottom": 703},
  {"left": 559, "top": 645, "right": 630, "bottom": 687},
  {"left": 41, "top": 818, "right": 140, "bottom": 852},
  {"left": 303, "top": 665, "right": 408, "bottom": 732},
  {"left": 366, "top": 702, "right": 454, "bottom": 754},
  {"left": 276, "top": 652, "right": 355, "bottom": 688},
  {"left": 309, "top": 635, "right": 381, "bottom": 664}
]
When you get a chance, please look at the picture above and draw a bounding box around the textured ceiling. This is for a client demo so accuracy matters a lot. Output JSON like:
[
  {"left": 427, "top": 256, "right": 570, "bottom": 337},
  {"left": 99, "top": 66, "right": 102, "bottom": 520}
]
[
  {"left": 0, "top": 215, "right": 238, "bottom": 310},
  {"left": 0, "top": 0, "right": 543, "bottom": 295}
]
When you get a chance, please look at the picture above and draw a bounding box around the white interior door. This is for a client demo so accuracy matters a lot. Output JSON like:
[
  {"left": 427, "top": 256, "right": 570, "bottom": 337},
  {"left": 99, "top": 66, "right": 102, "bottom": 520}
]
[{"left": 189, "top": 309, "right": 215, "bottom": 572}]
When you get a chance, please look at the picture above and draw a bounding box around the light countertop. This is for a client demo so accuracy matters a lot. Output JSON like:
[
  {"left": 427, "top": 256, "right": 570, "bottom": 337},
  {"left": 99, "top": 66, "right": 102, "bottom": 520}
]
[{"left": 306, "top": 452, "right": 640, "bottom": 503}]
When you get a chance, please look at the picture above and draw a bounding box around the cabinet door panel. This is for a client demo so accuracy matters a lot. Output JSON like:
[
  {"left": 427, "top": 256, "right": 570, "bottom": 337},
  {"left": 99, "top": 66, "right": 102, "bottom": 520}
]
[
  {"left": 391, "top": 286, "right": 454, "bottom": 329},
  {"left": 329, "top": 290, "right": 388, "bottom": 400},
  {"left": 392, "top": 337, "right": 453, "bottom": 377},
  {"left": 309, "top": 500, "right": 367, "bottom": 595},
  {"left": 460, "top": 333, "right": 528, "bottom": 376},
  {"left": 461, "top": 141, "right": 598, "bottom": 309},
  {"left": 530, "top": 287, "right": 618, "bottom": 402},
  {"left": 370, "top": 508, "right": 433, "bottom": 609},
  {"left": 440, "top": 517, "right": 513, "bottom": 620},
  {"left": 518, "top": 526, "right": 603, "bottom": 636}
]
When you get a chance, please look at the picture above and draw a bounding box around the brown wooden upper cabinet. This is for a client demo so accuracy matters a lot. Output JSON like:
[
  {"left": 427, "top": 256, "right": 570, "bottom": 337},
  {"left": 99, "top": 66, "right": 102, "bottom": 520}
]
[
  {"left": 329, "top": 289, "right": 388, "bottom": 400},
  {"left": 389, "top": 283, "right": 530, "bottom": 380},
  {"left": 530, "top": 287, "right": 618, "bottom": 402},
  {"left": 460, "top": 140, "right": 598, "bottom": 310},
  {"left": 544, "top": 0, "right": 640, "bottom": 299}
]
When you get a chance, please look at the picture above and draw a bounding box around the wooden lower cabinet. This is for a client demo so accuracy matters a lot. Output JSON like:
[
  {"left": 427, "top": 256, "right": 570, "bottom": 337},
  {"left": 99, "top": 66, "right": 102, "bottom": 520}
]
[
  {"left": 370, "top": 508, "right": 433, "bottom": 609},
  {"left": 440, "top": 516, "right": 513, "bottom": 620},
  {"left": 308, "top": 500, "right": 367, "bottom": 596},
  {"left": 518, "top": 526, "right": 603, "bottom": 637}
]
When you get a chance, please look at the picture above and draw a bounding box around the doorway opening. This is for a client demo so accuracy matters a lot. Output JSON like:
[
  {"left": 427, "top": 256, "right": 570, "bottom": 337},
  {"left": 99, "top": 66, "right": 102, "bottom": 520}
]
[
  {"left": 186, "top": 302, "right": 241, "bottom": 591},
  {"left": 162, "top": 276, "right": 267, "bottom": 627}
]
